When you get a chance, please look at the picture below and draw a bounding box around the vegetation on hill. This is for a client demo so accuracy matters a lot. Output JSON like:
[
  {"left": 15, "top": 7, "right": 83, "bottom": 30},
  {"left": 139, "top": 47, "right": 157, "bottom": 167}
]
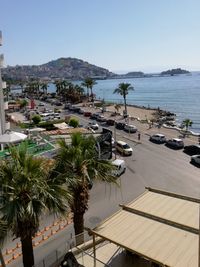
[{"left": 2, "top": 57, "right": 115, "bottom": 80}]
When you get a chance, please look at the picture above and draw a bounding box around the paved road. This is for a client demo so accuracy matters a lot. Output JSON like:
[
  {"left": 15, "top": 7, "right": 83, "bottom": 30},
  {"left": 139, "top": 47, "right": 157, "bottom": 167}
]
[{"left": 8, "top": 104, "right": 200, "bottom": 266}]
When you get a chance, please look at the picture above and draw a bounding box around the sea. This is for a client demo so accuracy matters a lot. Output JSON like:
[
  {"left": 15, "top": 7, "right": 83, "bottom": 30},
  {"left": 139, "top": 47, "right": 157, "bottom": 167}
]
[{"left": 47, "top": 72, "right": 200, "bottom": 133}]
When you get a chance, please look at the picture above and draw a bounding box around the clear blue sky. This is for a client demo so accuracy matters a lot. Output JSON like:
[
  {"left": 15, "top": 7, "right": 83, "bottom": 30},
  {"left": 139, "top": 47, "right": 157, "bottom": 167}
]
[{"left": 1, "top": 0, "right": 200, "bottom": 73}]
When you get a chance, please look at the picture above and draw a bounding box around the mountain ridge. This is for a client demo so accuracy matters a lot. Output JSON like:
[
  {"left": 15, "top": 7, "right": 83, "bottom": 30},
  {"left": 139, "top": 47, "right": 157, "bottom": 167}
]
[{"left": 2, "top": 57, "right": 115, "bottom": 80}]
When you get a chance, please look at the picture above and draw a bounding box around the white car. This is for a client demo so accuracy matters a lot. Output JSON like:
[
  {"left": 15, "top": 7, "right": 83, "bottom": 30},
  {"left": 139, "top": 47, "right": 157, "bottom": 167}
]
[
  {"left": 115, "top": 141, "right": 133, "bottom": 156},
  {"left": 88, "top": 121, "right": 99, "bottom": 130},
  {"left": 124, "top": 124, "right": 137, "bottom": 133},
  {"left": 149, "top": 134, "right": 166, "bottom": 143},
  {"left": 191, "top": 155, "right": 200, "bottom": 165},
  {"left": 112, "top": 159, "right": 126, "bottom": 177}
]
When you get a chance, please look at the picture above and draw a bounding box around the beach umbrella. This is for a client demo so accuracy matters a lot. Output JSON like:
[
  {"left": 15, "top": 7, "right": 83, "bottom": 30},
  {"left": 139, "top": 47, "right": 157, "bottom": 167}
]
[{"left": 0, "top": 131, "right": 27, "bottom": 144}]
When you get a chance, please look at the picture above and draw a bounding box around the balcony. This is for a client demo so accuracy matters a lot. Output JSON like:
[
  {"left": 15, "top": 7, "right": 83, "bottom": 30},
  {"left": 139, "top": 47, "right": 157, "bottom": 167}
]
[
  {"left": 2, "top": 81, "right": 6, "bottom": 89},
  {"left": 5, "top": 122, "right": 10, "bottom": 130},
  {"left": 4, "top": 101, "right": 8, "bottom": 110}
]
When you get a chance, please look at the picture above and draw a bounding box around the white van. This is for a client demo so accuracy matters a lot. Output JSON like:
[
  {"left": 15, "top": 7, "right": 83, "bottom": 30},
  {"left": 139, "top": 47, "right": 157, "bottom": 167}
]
[{"left": 112, "top": 159, "right": 126, "bottom": 177}]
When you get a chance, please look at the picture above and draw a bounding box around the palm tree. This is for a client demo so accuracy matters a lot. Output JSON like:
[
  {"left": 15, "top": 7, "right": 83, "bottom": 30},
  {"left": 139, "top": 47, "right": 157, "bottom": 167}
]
[
  {"left": 114, "top": 104, "right": 121, "bottom": 114},
  {"left": 40, "top": 83, "right": 48, "bottom": 96},
  {"left": 81, "top": 78, "right": 97, "bottom": 104},
  {"left": 182, "top": 118, "right": 193, "bottom": 132},
  {"left": 0, "top": 143, "right": 70, "bottom": 267},
  {"left": 113, "top": 83, "right": 134, "bottom": 117},
  {"left": 54, "top": 80, "right": 62, "bottom": 96},
  {"left": 0, "top": 219, "right": 7, "bottom": 267},
  {"left": 54, "top": 132, "right": 116, "bottom": 244}
]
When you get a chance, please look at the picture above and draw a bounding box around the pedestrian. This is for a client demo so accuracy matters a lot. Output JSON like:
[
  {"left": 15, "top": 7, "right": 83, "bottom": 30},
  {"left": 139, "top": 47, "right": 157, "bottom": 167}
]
[{"left": 138, "top": 132, "right": 141, "bottom": 141}]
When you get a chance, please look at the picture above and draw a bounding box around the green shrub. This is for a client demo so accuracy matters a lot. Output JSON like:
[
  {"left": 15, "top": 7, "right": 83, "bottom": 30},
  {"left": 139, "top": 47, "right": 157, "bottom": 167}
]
[
  {"left": 68, "top": 118, "right": 79, "bottom": 128},
  {"left": 32, "top": 115, "right": 41, "bottom": 125}
]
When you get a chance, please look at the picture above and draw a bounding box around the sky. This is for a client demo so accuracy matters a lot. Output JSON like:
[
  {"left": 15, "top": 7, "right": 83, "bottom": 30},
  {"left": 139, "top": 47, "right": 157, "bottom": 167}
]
[{"left": 0, "top": 0, "right": 200, "bottom": 73}]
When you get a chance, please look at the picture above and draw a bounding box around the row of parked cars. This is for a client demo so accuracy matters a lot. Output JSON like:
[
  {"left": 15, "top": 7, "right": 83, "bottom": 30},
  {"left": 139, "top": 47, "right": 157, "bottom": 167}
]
[
  {"left": 149, "top": 133, "right": 200, "bottom": 166},
  {"left": 66, "top": 105, "right": 138, "bottom": 133}
]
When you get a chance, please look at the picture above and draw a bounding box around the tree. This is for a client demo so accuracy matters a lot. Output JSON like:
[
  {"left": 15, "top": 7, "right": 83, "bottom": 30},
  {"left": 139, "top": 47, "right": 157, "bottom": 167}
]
[
  {"left": 19, "top": 99, "right": 28, "bottom": 109},
  {"left": 0, "top": 143, "right": 70, "bottom": 267},
  {"left": 81, "top": 78, "right": 97, "bottom": 104},
  {"left": 40, "top": 83, "right": 48, "bottom": 96},
  {"left": 114, "top": 104, "right": 121, "bottom": 114},
  {"left": 32, "top": 115, "right": 41, "bottom": 125},
  {"left": 0, "top": 220, "right": 7, "bottom": 267},
  {"left": 68, "top": 118, "right": 79, "bottom": 128},
  {"left": 54, "top": 133, "right": 116, "bottom": 244},
  {"left": 182, "top": 118, "right": 193, "bottom": 132},
  {"left": 113, "top": 83, "right": 134, "bottom": 117}
]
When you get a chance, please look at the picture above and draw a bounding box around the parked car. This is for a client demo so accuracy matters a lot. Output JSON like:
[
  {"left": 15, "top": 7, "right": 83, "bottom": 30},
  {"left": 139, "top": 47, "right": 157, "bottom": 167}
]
[
  {"left": 111, "top": 159, "right": 126, "bottom": 177},
  {"left": 191, "top": 155, "right": 200, "bottom": 166},
  {"left": 166, "top": 138, "right": 184, "bottom": 149},
  {"left": 115, "top": 141, "right": 133, "bottom": 156},
  {"left": 106, "top": 119, "right": 115, "bottom": 126},
  {"left": 88, "top": 121, "right": 99, "bottom": 130},
  {"left": 64, "top": 103, "right": 71, "bottom": 109},
  {"left": 97, "top": 115, "right": 107, "bottom": 122},
  {"left": 149, "top": 134, "right": 166, "bottom": 144},
  {"left": 115, "top": 122, "right": 125, "bottom": 130},
  {"left": 38, "top": 102, "right": 45, "bottom": 107},
  {"left": 78, "top": 109, "right": 84, "bottom": 114},
  {"left": 90, "top": 113, "right": 100, "bottom": 120},
  {"left": 183, "top": 145, "right": 200, "bottom": 155},
  {"left": 84, "top": 111, "right": 92, "bottom": 117},
  {"left": 54, "top": 101, "right": 62, "bottom": 106},
  {"left": 124, "top": 124, "right": 137, "bottom": 133}
]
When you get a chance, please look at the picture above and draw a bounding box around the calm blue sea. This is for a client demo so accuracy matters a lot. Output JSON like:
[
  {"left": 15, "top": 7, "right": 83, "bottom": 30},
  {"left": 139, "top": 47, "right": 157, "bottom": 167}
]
[{"left": 48, "top": 72, "right": 200, "bottom": 132}]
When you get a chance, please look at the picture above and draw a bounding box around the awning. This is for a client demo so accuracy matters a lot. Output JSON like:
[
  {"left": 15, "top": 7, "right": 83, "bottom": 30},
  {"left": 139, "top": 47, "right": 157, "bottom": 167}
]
[
  {"left": 89, "top": 188, "right": 199, "bottom": 267},
  {"left": 0, "top": 130, "right": 27, "bottom": 144}
]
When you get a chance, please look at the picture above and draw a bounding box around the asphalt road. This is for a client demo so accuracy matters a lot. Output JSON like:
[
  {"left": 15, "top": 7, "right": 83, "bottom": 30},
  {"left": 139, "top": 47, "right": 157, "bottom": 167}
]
[{"left": 8, "top": 103, "right": 200, "bottom": 267}]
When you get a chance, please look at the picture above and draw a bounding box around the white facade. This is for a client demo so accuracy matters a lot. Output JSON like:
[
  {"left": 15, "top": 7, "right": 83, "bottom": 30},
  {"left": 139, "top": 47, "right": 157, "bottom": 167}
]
[{"left": 0, "top": 31, "right": 6, "bottom": 135}]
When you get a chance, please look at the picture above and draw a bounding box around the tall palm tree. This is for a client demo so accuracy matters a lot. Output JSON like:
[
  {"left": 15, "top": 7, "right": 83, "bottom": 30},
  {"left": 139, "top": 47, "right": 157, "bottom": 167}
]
[
  {"left": 40, "top": 83, "right": 48, "bottom": 96},
  {"left": 81, "top": 78, "right": 97, "bottom": 104},
  {"left": 113, "top": 83, "right": 134, "bottom": 117},
  {"left": 54, "top": 80, "right": 62, "bottom": 96},
  {"left": 0, "top": 219, "right": 7, "bottom": 267},
  {"left": 0, "top": 143, "right": 70, "bottom": 267},
  {"left": 54, "top": 133, "right": 116, "bottom": 244},
  {"left": 182, "top": 118, "right": 193, "bottom": 132}
]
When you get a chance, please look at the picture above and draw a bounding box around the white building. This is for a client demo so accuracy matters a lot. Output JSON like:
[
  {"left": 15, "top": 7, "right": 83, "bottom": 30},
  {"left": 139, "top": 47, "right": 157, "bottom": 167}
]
[{"left": 0, "top": 31, "right": 9, "bottom": 135}]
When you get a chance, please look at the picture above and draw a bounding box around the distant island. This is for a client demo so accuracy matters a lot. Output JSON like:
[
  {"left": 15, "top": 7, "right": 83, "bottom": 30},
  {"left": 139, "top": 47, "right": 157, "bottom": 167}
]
[
  {"left": 124, "top": 71, "right": 144, "bottom": 78},
  {"left": 2, "top": 57, "right": 115, "bottom": 81},
  {"left": 160, "top": 68, "right": 190, "bottom": 76}
]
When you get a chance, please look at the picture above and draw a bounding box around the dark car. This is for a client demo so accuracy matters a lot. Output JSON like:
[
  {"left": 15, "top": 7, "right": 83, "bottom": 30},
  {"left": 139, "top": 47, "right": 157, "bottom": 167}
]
[
  {"left": 84, "top": 111, "right": 92, "bottom": 117},
  {"left": 73, "top": 107, "right": 81, "bottom": 113},
  {"left": 54, "top": 101, "right": 62, "bottom": 106},
  {"left": 107, "top": 119, "right": 115, "bottom": 126},
  {"left": 115, "top": 122, "right": 125, "bottom": 130},
  {"left": 166, "top": 138, "right": 184, "bottom": 149},
  {"left": 90, "top": 113, "right": 100, "bottom": 120},
  {"left": 183, "top": 145, "right": 200, "bottom": 155}
]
